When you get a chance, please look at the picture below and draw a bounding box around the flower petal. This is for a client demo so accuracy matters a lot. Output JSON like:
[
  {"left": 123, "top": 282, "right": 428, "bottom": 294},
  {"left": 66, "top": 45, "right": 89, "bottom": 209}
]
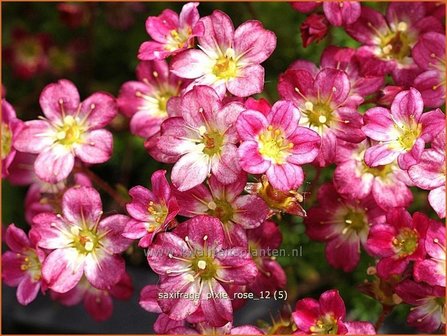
[{"left": 39, "top": 80, "right": 80, "bottom": 122}]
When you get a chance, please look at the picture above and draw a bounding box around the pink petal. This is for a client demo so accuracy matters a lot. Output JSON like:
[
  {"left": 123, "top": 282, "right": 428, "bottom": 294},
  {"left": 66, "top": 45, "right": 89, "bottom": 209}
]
[
  {"left": 326, "top": 237, "right": 360, "bottom": 272},
  {"left": 233, "top": 195, "right": 269, "bottom": 229},
  {"left": 74, "top": 129, "right": 113, "bottom": 164},
  {"left": 80, "top": 92, "right": 117, "bottom": 129},
  {"left": 211, "top": 144, "right": 241, "bottom": 185},
  {"left": 234, "top": 20, "right": 276, "bottom": 64},
  {"left": 344, "top": 321, "right": 376, "bottom": 335},
  {"left": 364, "top": 144, "right": 399, "bottom": 167},
  {"left": 414, "top": 259, "right": 445, "bottom": 287},
  {"left": 366, "top": 224, "right": 395, "bottom": 257},
  {"left": 292, "top": 298, "right": 319, "bottom": 332},
  {"left": 145, "top": 9, "right": 178, "bottom": 42},
  {"left": 139, "top": 285, "right": 162, "bottom": 313},
  {"left": 268, "top": 101, "right": 299, "bottom": 136},
  {"left": 198, "top": 10, "right": 234, "bottom": 54},
  {"left": 17, "top": 276, "right": 41, "bottom": 305},
  {"left": 236, "top": 110, "right": 268, "bottom": 140},
  {"left": 98, "top": 214, "right": 132, "bottom": 254},
  {"left": 84, "top": 291, "right": 113, "bottom": 321},
  {"left": 420, "top": 108, "right": 445, "bottom": 143},
  {"left": 397, "top": 137, "right": 424, "bottom": 170},
  {"left": 314, "top": 68, "right": 350, "bottom": 105},
  {"left": 376, "top": 257, "right": 408, "bottom": 279},
  {"left": 414, "top": 70, "right": 445, "bottom": 108},
  {"left": 172, "top": 152, "right": 210, "bottom": 191},
  {"left": 42, "top": 248, "right": 84, "bottom": 293},
  {"left": 278, "top": 68, "right": 316, "bottom": 107},
  {"left": 362, "top": 107, "right": 396, "bottom": 141},
  {"left": 238, "top": 141, "right": 270, "bottom": 174},
  {"left": 266, "top": 163, "right": 304, "bottom": 191},
  {"left": 171, "top": 49, "right": 210, "bottom": 79},
  {"left": 413, "top": 32, "right": 445, "bottom": 70},
  {"left": 62, "top": 186, "right": 103, "bottom": 224},
  {"left": 227, "top": 64, "right": 265, "bottom": 97},
  {"left": 429, "top": 186, "right": 446, "bottom": 219},
  {"left": 346, "top": 6, "right": 387, "bottom": 44},
  {"left": 5, "top": 224, "right": 30, "bottom": 252},
  {"left": 372, "top": 179, "right": 413, "bottom": 210},
  {"left": 34, "top": 147, "right": 74, "bottom": 183},
  {"left": 39, "top": 79, "right": 80, "bottom": 122},
  {"left": 13, "top": 120, "right": 53, "bottom": 153},
  {"left": 138, "top": 41, "right": 172, "bottom": 61},
  {"left": 84, "top": 252, "right": 124, "bottom": 290},
  {"left": 201, "top": 280, "right": 233, "bottom": 327},
  {"left": 391, "top": 88, "right": 424, "bottom": 124},
  {"left": 323, "top": 1, "right": 361, "bottom": 26},
  {"left": 180, "top": 85, "right": 221, "bottom": 128},
  {"left": 2, "top": 251, "right": 25, "bottom": 286},
  {"left": 386, "top": 2, "right": 425, "bottom": 27},
  {"left": 288, "top": 127, "right": 321, "bottom": 165},
  {"left": 31, "top": 213, "right": 71, "bottom": 249},
  {"left": 319, "top": 289, "right": 346, "bottom": 320},
  {"left": 179, "top": 2, "right": 200, "bottom": 27},
  {"left": 130, "top": 109, "right": 164, "bottom": 138},
  {"left": 408, "top": 149, "right": 445, "bottom": 189}
]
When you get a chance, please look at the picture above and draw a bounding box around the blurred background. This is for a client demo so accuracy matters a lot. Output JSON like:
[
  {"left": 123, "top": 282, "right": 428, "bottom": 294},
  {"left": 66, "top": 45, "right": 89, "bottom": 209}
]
[{"left": 2, "top": 2, "right": 425, "bottom": 333}]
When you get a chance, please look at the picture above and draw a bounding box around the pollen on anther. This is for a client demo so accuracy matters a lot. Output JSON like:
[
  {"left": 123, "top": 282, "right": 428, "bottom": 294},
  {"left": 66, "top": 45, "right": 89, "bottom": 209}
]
[
  {"left": 168, "top": 253, "right": 173, "bottom": 258},
  {"left": 153, "top": 71, "right": 159, "bottom": 78},
  {"left": 58, "top": 98, "right": 64, "bottom": 105},
  {"left": 203, "top": 235, "right": 208, "bottom": 241}
]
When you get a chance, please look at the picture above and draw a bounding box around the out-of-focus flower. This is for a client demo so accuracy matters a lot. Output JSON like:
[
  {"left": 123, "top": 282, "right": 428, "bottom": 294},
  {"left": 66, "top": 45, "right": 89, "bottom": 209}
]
[
  {"left": 123, "top": 170, "right": 179, "bottom": 247},
  {"left": 334, "top": 140, "right": 413, "bottom": 211},
  {"left": 362, "top": 88, "right": 444, "bottom": 169},
  {"left": 278, "top": 67, "right": 364, "bottom": 166},
  {"left": 138, "top": 2, "right": 203, "bottom": 60},
  {"left": 104, "top": 2, "right": 145, "bottom": 30},
  {"left": 1, "top": 98, "right": 23, "bottom": 177},
  {"left": 31, "top": 186, "right": 132, "bottom": 293},
  {"left": 156, "top": 85, "right": 244, "bottom": 191},
  {"left": 14, "top": 80, "right": 117, "bottom": 183},
  {"left": 300, "top": 14, "right": 328, "bottom": 48},
  {"left": 305, "top": 183, "right": 386, "bottom": 272},
  {"left": 408, "top": 128, "right": 445, "bottom": 218},
  {"left": 366, "top": 208, "right": 429, "bottom": 279},
  {"left": 3, "top": 28, "right": 50, "bottom": 79},
  {"left": 246, "top": 220, "right": 286, "bottom": 295},
  {"left": 292, "top": 289, "right": 376, "bottom": 334},
  {"left": 171, "top": 10, "right": 276, "bottom": 98},
  {"left": 412, "top": 32, "right": 446, "bottom": 108},
  {"left": 146, "top": 215, "right": 257, "bottom": 326},
  {"left": 291, "top": 1, "right": 361, "bottom": 27},
  {"left": 57, "top": 3, "right": 91, "bottom": 28},
  {"left": 395, "top": 280, "right": 445, "bottom": 333},
  {"left": 237, "top": 100, "right": 320, "bottom": 191},
  {"left": 2, "top": 224, "right": 46, "bottom": 305},
  {"left": 52, "top": 272, "right": 133, "bottom": 321},
  {"left": 117, "top": 60, "right": 184, "bottom": 138}
]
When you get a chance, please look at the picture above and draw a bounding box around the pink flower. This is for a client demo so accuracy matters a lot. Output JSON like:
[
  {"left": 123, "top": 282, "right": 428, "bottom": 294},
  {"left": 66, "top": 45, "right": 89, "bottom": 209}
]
[
  {"left": 2, "top": 98, "right": 23, "bottom": 177},
  {"left": 304, "top": 183, "right": 386, "bottom": 272},
  {"left": 237, "top": 100, "right": 320, "bottom": 191},
  {"left": 138, "top": 2, "right": 203, "bottom": 60},
  {"left": 173, "top": 322, "right": 265, "bottom": 335},
  {"left": 291, "top": 2, "right": 361, "bottom": 27},
  {"left": 117, "top": 60, "right": 184, "bottom": 138},
  {"left": 362, "top": 88, "right": 445, "bottom": 169},
  {"left": 123, "top": 170, "right": 179, "bottom": 247},
  {"left": 408, "top": 128, "right": 446, "bottom": 218},
  {"left": 156, "top": 85, "right": 244, "bottom": 191},
  {"left": 412, "top": 32, "right": 446, "bottom": 108},
  {"left": 14, "top": 79, "right": 117, "bottom": 183},
  {"left": 413, "top": 219, "right": 446, "bottom": 287},
  {"left": 2, "top": 224, "right": 46, "bottom": 305},
  {"left": 346, "top": 3, "right": 443, "bottom": 85},
  {"left": 146, "top": 215, "right": 257, "bottom": 326},
  {"left": 334, "top": 140, "right": 413, "bottom": 211},
  {"left": 174, "top": 174, "right": 269, "bottom": 245},
  {"left": 4, "top": 28, "right": 50, "bottom": 79},
  {"left": 31, "top": 186, "right": 132, "bottom": 293},
  {"left": 171, "top": 10, "right": 276, "bottom": 98},
  {"left": 52, "top": 272, "right": 133, "bottom": 321},
  {"left": 278, "top": 67, "right": 364, "bottom": 166},
  {"left": 394, "top": 280, "right": 445, "bottom": 333},
  {"left": 292, "top": 289, "right": 376, "bottom": 334},
  {"left": 246, "top": 221, "right": 286, "bottom": 295},
  {"left": 366, "top": 208, "right": 429, "bottom": 279},
  {"left": 300, "top": 14, "right": 329, "bottom": 48}
]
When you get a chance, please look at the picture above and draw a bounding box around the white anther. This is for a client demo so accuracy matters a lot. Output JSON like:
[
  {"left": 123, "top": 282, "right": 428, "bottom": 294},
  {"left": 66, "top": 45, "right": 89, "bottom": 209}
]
[
  {"left": 185, "top": 273, "right": 195, "bottom": 282},
  {"left": 207, "top": 201, "right": 217, "bottom": 210},
  {"left": 318, "top": 115, "right": 327, "bottom": 123},
  {"left": 197, "top": 260, "right": 207, "bottom": 270},
  {"left": 397, "top": 21, "right": 408, "bottom": 32},
  {"left": 70, "top": 226, "right": 80, "bottom": 235},
  {"left": 198, "top": 125, "right": 207, "bottom": 136},
  {"left": 84, "top": 241, "right": 94, "bottom": 251},
  {"left": 304, "top": 101, "right": 314, "bottom": 111}
]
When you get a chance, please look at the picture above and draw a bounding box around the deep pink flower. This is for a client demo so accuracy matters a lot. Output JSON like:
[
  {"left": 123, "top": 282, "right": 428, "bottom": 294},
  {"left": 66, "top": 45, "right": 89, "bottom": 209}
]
[
  {"left": 173, "top": 174, "right": 269, "bottom": 243},
  {"left": 156, "top": 85, "right": 244, "bottom": 191},
  {"left": 408, "top": 128, "right": 445, "bottom": 218},
  {"left": 362, "top": 88, "right": 445, "bottom": 169},
  {"left": 300, "top": 14, "right": 329, "bottom": 48},
  {"left": 2, "top": 224, "right": 46, "bottom": 305},
  {"left": 291, "top": 1, "right": 361, "bottom": 27},
  {"left": 3, "top": 28, "right": 50, "bottom": 79},
  {"left": 146, "top": 215, "right": 257, "bottom": 326},
  {"left": 123, "top": 170, "right": 179, "bottom": 247},
  {"left": 366, "top": 208, "right": 429, "bottom": 279},
  {"left": 14, "top": 79, "right": 117, "bottom": 183},
  {"left": 173, "top": 322, "right": 265, "bottom": 335},
  {"left": 51, "top": 272, "right": 133, "bottom": 321},
  {"left": 346, "top": 3, "right": 443, "bottom": 85},
  {"left": 395, "top": 280, "right": 445, "bottom": 333},
  {"left": 171, "top": 10, "right": 276, "bottom": 98},
  {"left": 412, "top": 32, "right": 446, "bottom": 108},
  {"left": 1, "top": 98, "right": 23, "bottom": 177},
  {"left": 305, "top": 183, "right": 386, "bottom": 272},
  {"left": 278, "top": 67, "right": 364, "bottom": 166},
  {"left": 31, "top": 186, "right": 132, "bottom": 293},
  {"left": 246, "top": 220, "right": 286, "bottom": 295},
  {"left": 292, "top": 289, "right": 376, "bottom": 334},
  {"left": 334, "top": 140, "right": 413, "bottom": 211},
  {"left": 117, "top": 60, "right": 184, "bottom": 138},
  {"left": 413, "top": 219, "right": 445, "bottom": 287},
  {"left": 5, "top": 152, "right": 37, "bottom": 186},
  {"left": 237, "top": 100, "right": 320, "bottom": 191},
  {"left": 138, "top": 2, "right": 203, "bottom": 60}
]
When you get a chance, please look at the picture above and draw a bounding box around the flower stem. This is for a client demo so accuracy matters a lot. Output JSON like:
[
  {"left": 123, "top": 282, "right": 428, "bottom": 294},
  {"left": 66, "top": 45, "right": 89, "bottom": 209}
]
[
  {"left": 374, "top": 305, "right": 392, "bottom": 332},
  {"left": 77, "top": 166, "right": 127, "bottom": 208}
]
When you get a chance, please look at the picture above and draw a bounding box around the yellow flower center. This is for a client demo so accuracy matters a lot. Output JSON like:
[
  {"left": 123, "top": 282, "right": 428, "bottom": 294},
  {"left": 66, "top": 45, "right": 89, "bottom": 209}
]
[
  {"left": 201, "top": 128, "right": 224, "bottom": 157},
  {"left": 206, "top": 199, "right": 234, "bottom": 224},
  {"left": 165, "top": 27, "right": 192, "bottom": 51},
  {"left": 379, "top": 22, "right": 413, "bottom": 62},
  {"left": 55, "top": 115, "right": 85, "bottom": 147},
  {"left": 212, "top": 48, "right": 238, "bottom": 80},
  {"left": 20, "top": 249, "right": 42, "bottom": 281},
  {"left": 394, "top": 119, "right": 422, "bottom": 151},
  {"left": 310, "top": 314, "right": 339, "bottom": 334},
  {"left": 1, "top": 122, "right": 12, "bottom": 160},
  {"left": 363, "top": 162, "right": 393, "bottom": 179},
  {"left": 69, "top": 225, "right": 100, "bottom": 255},
  {"left": 258, "top": 126, "right": 293, "bottom": 164},
  {"left": 392, "top": 227, "right": 419, "bottom": 257},
  {"left": 147, "top": 201, "right": 168, "bottom": 231},
  {"left": 302, "top": 101, "right": 333, "bottom": 134},
  {"left": 191, "top": 255, "right": 217, "bottom": 281},
  {"left": 343, "top": 208, "right": 367, "bottom": 233}
]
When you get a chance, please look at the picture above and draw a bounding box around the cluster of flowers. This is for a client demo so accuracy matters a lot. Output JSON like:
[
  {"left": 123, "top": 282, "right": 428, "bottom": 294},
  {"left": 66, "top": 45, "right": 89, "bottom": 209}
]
[{"left": 2, "top": 1, "right": 445, "bottom": 334}]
